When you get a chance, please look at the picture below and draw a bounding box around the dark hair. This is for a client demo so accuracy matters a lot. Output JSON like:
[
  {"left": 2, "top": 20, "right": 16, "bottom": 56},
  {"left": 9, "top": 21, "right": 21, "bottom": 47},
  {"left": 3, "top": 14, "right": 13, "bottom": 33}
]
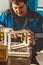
[{"left": 9, "top": 0, "right": 27, "bottom": 4}]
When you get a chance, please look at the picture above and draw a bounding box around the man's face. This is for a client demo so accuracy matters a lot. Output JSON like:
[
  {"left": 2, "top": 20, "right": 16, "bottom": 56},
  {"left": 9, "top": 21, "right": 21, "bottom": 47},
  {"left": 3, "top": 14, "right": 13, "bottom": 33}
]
[{"left": 12, "top": 2, "right": 27, "bottom": 16}]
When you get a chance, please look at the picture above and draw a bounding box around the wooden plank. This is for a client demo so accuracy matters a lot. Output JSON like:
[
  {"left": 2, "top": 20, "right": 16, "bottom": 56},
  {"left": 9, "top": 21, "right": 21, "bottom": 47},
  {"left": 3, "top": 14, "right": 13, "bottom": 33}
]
[
  {"left": 11, "top": 43, "right": 29, "bottom": 49},
  {"left": 8, "top": 52, "right": 31, "bottom": 57}
]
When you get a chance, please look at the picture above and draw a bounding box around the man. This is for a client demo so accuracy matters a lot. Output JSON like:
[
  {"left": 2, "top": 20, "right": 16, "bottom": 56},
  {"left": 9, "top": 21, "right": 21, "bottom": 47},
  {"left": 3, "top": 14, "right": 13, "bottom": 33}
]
[
  {"left": 0, "top": 0, "right": 43, "bottom": 64},
  {"left": 0, "top": 0, "right": 43, "bottom": 43}
]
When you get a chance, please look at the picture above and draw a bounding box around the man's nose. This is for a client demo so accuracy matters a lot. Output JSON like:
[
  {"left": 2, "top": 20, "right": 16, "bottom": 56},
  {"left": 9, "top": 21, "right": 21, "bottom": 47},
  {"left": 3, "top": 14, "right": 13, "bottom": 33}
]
[{"left": 16, "top": 8, "right": 20, "bottom": 12}]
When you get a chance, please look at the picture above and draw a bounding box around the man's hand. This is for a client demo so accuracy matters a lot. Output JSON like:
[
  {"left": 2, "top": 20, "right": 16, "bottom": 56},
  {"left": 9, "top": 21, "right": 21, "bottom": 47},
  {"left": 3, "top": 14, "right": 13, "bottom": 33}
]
[
  {"left": 4, "top": 28, "right": 14, "bottom": 32},
  {"left": 25, "top": 30, "right": 35, "bottom": 45}
]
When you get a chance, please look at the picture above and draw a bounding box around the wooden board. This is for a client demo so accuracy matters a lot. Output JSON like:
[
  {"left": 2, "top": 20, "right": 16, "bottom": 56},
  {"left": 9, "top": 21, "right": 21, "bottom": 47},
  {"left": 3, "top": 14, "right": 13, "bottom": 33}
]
[{"left": 8, "top": 52, "right": 31, "bottom": 57}]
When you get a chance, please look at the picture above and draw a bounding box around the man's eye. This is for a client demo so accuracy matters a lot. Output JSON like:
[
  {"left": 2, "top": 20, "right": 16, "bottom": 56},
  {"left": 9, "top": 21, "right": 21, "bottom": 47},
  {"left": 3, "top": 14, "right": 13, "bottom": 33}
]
[
  {"left": 14, "top": 7, "right": 17, "bottom": 9},
  {"left": 19, "top": 6, "right": 24, "bottom": 8}
]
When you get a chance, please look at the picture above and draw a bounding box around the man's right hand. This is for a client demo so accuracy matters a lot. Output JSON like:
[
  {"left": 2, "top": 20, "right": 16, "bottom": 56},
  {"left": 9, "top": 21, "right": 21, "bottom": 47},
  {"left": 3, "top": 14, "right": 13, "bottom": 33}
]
[{"left": 4, "top": 28, "right": 14, "bottom": 32}]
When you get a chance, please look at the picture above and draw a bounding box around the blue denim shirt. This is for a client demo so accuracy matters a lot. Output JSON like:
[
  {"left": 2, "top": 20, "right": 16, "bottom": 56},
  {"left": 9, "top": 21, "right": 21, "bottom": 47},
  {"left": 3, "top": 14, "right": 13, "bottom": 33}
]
[{"left": 0, "top": 11, "right": 43, "bottom": 33}]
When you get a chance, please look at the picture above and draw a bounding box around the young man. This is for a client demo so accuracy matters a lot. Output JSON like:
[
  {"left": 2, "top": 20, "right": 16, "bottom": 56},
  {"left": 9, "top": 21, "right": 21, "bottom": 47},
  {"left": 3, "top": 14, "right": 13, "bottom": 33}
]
[
  {"left": 0, "top": 0, "right": 43, "bottom": 43},
  {"left": 0, "top": 0, "right": 43, "bottom": 64}
]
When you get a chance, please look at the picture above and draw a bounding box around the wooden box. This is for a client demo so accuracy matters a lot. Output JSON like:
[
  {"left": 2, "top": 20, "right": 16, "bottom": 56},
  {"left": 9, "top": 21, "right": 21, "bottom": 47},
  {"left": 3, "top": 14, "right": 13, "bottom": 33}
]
[{"left": 0, "top": 45, "right": 8, "bottom": 62}]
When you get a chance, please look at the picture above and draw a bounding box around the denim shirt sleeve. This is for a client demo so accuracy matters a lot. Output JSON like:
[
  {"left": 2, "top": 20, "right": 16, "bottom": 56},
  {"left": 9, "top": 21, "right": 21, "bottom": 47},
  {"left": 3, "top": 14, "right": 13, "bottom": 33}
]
[
  {"left": 0, "top": 12, "right": 7, "bottom": 26},
  {"left": 33, "top": 17, "right": 43, "bottom": 33},
  {"left": 0, "top": 11, "right": 16, "bottom": 29}
]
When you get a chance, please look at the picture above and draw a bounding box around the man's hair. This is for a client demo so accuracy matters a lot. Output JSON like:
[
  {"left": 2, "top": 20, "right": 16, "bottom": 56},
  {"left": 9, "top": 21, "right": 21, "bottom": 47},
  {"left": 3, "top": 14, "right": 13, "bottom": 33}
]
[{"left": 9, "top": 0, "right": 27, "bottom": 4}]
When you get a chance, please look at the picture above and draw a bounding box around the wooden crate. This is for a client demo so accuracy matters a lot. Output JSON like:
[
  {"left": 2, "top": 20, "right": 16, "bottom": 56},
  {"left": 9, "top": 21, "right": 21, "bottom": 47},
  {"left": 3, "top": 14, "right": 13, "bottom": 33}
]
[{"left": 0, "top": 45, "right": 8, "bottom": 62}]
